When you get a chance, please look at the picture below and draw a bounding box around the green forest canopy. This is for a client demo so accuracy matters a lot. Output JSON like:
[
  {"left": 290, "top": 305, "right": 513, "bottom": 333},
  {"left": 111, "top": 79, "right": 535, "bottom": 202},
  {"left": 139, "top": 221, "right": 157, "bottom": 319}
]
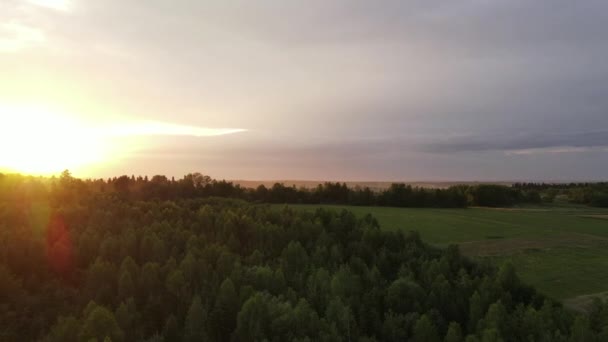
[{"left": 2, "top": 172, "right": 608, "bottom": 341}]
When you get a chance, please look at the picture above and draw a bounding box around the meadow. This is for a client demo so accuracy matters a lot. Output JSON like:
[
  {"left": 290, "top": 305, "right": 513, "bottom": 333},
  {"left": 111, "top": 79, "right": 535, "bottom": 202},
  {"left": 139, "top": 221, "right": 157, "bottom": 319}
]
[{"left": 285, "top": 204, "right": 608, "bottom": 307}]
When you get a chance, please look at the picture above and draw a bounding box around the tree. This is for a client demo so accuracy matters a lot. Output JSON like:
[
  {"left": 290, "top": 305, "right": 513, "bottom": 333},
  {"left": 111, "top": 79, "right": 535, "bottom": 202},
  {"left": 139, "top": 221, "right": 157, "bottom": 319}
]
[
  {"left": 46, "top": 316, "right": 79, "bottom": 342},
  {"left": 481, "top": 329, "right": 503, "bottom": 342},
  {"left": 292, "top": 298, "right": 321, "bottom": 338},
  {"left": 330, "top": 265, "right": 361, "bottom": 303},
  {"left": 325, "top": 298, "right": 354, "bottom": 342},
  {"left": 166, "top": 269, "right": 189, "bottom": 308},
  {"left": 569, "top": 316, "right": 594, "bottom": 342},
  {"left": 382, "top": 312, "right": 410, "bottom": 341},
  {"left": 445, "top": 322, "right": 463, "bottom": 342},
  {"left": 210, "top": 278, "right": 239, "bottom": 341},
  {"left": 145, "top": 333, "right": 164, "bottom": 342},
  {"left": 184, "top": 295, "right": 208, "bottom": 342},
  {"left": 386, "top": 278, "right": 424, "bottom": 314},
  {"left": 482, "top": 301, "right": 506, "bottom": 336},
  {"left": 79, "top": 305, "right": 124, "bottom": 342},
  {"left": 412, "top": 314, "right": 440, "bottom": 342},
  {"left": 115, "top": 298, "right": 140, "bottom": 341},
  {"left": 496, "top": 263, "right": 519, "bottom": 292},
  {"left": 162, "top": 314, "right": 180, "bottom": 342},
  {"left": 236, "top": 293, "right": 269, "bottom": 341},
  {"left": 306, "top": 268, "right": 331, "bottom": 313},
  {"left": 140, "top": 262, "right": 162, "bottom": 298},
  {"left": 469, "top": 291, "right": 483, "bottom": 331},
  {"left": 114, "top": 175, "right": 131, "bottom": 197},
  {"left": 119, "top": 255, "right": 138, "bottom": 279},
  {"left": 281, "top": 241, "right": 309, "bottom": 282},
  {"left": 118, "top": 271, "right": 135, "bottom": 302},
  {"left": 85, "top": 259, "right": 118, "bottom": 305},
  {"left": 235, "top": 292, "right": 291, "bottom": 341}
]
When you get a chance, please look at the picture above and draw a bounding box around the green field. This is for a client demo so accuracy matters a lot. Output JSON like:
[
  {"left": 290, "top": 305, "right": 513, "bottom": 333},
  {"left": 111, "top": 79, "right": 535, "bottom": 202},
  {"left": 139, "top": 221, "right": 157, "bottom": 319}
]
[{"left": 284, "top": 204, "right": 608, "bottom": 306}]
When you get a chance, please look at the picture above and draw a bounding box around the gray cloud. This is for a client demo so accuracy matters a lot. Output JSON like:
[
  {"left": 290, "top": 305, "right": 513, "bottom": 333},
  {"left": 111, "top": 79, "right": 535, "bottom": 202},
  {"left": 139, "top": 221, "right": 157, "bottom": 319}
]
[
  {"left": 419, "top": 130, "right": 608, "bottom": 154},
  {"left": 139, "top": 128, "right": 608, "bottom": 160},
  {"left": 108, "top": 134, "right": 608, "bottom": 181}
]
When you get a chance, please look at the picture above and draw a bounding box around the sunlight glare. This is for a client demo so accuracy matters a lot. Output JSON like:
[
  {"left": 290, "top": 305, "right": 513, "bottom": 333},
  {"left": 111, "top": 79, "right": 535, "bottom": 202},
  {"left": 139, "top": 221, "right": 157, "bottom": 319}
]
[
  {"left": 0, "top": 104, "right": 109, "bottom": 175},
  {"left": 0, "top": 104, "right": 247, "bottom": 176}
]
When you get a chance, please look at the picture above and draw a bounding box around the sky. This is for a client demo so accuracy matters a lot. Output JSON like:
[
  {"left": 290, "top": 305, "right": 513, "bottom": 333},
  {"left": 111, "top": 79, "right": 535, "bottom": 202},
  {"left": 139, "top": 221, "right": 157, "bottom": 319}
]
[{"left": 1, "top": 0, "right": 607, "bottom": 181}]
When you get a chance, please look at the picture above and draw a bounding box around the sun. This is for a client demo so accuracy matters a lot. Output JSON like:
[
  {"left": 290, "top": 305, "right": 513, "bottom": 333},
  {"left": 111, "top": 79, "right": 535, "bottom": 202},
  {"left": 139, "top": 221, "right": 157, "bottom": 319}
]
[{"left": 0, "top": 104, "right": 110, "bottom": 176}]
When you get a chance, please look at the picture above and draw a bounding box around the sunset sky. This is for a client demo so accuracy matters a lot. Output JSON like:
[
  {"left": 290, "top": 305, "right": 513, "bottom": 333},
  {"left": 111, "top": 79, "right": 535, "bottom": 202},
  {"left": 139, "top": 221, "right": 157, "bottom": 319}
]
[{"left": 1, "top": 0, "right": 607, "bottom": 180}]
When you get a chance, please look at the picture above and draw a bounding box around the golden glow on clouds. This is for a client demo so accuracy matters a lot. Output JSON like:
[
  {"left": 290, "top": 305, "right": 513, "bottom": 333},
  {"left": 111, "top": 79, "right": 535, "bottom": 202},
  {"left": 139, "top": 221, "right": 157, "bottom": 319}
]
[
  {"left": 106, "top": 121, "right": 246, "bottom": 137},
  {"left": 0, "top": 104, "right": 246, "bottom": 176}
]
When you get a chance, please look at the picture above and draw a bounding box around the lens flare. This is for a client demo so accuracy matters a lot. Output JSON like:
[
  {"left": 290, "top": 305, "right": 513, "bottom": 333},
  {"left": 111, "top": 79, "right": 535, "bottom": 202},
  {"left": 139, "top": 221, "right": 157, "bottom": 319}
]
[{"left": 46, "top": 214, "right": 73, "bottom": 276}]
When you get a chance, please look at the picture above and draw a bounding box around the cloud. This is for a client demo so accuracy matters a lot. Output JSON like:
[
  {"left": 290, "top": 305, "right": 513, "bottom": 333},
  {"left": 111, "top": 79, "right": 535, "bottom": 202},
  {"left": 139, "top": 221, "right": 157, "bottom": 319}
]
[
  {"left": 0, "top": 20, "right": 45, "bottom": 52},
  {"left": 419, "top": 130, "right": 608, "bottom": 154},
  {"left": 119, "top": 127, "right": 608, "bottom": 165},
  {"left": 505, "top": 147, "right": 598, "bottom": 156},
  {"left": 26, "top": 0, "right": 71, "bottom": 12},
  {"left": 104, "top": 120, "right": 246, "bottom": 137}
]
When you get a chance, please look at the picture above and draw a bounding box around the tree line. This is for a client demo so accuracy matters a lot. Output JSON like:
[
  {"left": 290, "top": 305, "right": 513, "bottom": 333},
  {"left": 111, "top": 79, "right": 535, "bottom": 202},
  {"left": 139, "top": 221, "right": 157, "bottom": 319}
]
[
  {"left": 2, "top": 171, "right": 561, "bottom": 208},
  {"left": 512, "top": 182, "right": 608, "bottom": 208},
  {"left": 87, "top": 173, "right": 608, "bottom": 208},
  {"left": 2, "top": 172, "right": 608, "bottom": 341},
  {"left": 2, "top": 171, "right": 606, "bottom": 210}
]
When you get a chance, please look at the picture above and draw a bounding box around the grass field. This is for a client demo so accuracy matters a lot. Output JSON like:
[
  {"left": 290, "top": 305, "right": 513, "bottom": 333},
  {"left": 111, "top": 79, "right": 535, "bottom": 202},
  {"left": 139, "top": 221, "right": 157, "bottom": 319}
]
[{"left": 284, "top": 204, "right": 608, "bottom": 307}]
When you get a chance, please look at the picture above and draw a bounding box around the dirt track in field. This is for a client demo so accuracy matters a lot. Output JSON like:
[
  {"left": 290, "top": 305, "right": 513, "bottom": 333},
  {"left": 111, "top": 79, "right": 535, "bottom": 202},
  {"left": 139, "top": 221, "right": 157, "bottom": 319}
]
[{"left": 458, "top": 233, "right": 608, "bottom": 256}]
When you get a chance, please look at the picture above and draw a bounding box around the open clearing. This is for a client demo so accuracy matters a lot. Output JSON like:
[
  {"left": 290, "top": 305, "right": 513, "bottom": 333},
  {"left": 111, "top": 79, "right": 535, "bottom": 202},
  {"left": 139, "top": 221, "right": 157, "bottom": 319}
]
[
  {"left": 564, "top": 291, "right": 608, "bottom": 312},
  {"left": 284, "top": 204, "right": 608, "bottom": 305}
]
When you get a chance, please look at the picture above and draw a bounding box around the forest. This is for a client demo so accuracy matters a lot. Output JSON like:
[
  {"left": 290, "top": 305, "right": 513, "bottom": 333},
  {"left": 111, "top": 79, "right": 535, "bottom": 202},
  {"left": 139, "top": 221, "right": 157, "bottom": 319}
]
[
  {"left": 7, "top": 171, "right": 607, "bottom": 209},
  {"left": 2, "top": 172, "right": 608, "bottom": 341}
]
